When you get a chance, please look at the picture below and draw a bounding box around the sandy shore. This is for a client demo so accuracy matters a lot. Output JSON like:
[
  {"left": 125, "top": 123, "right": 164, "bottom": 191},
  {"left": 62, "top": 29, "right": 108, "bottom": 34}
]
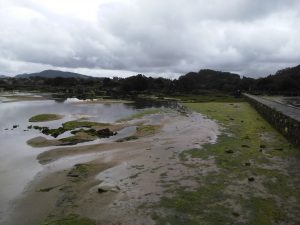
[{"left": 4, "top": 110, "right": 220, "bottom": 225}]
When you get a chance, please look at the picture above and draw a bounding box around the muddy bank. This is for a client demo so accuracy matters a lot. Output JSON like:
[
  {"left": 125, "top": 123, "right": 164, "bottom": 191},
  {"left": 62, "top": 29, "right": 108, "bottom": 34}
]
[{"left": 5, "top": 109, "right": 220, "bottom": 225}]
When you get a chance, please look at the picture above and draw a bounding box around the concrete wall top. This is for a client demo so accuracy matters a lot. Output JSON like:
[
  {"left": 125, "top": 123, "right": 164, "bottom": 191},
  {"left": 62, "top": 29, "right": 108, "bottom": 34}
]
[{"left": 244, "top": 93, "right": 300, "bottom": 122}]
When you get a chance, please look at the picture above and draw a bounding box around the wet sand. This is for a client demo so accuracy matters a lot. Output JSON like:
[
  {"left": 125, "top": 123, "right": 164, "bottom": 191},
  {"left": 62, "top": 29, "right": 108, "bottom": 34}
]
[{"left": 4, "top": 110, "right": 220, "bottom": 225}]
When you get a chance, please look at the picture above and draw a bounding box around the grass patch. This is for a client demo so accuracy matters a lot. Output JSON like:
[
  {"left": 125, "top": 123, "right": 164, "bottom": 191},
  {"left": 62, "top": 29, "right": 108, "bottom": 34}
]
[
  {"left": 136, "top": 125, "right": 159, "bottom": 137},
  {"left": 153, "top": 175, "right": 233, "bottom": 225},
  {"left": 179, "top": 148, "right": 211, "bottom": 161},
  {"left": 172, "top": 94, "right": 245, "bottom": 103},
  {"left": 29, "top": 114, "right": 63, "bottom": 122},
  {"left": 59, "top": 135, "right": 95, "bottom": 145},
  {"left": 244, "top": 197, "right": 285, "bottom": 225},
  {"left": 149, "top": 102, "right": 300, "bottom": 225},
  {"left": 67, "top": 164, "right": 90, "bottom": 180}
]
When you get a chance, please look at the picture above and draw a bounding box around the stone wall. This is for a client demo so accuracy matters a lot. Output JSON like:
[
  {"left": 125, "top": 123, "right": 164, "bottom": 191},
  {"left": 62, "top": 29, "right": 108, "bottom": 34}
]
[{"left": 245, "top": 95, "right": 300, "bottom": 147}]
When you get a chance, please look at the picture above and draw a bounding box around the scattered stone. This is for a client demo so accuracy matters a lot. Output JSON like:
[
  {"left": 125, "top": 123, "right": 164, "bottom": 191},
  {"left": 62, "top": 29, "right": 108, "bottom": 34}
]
[
  {"left": 97, "top": 182, "right": 120, "bottom": 193},
  {"left": 97, "top": 188, "right": 107, "bottom": 193},
  {"left": 232, "top": 212, "right": 240, "bottom": 217},
  {"left": 97, "top": 128, "right": 116, "bottom": 138},
  {"left": 4, "top": 128, "right": 8, "bottom": 130},
  {"left": 37, "top": 184, "right": 62, "bottom": 192},
  {"left": 225, "top": 149, "right": 234, "bottom": 154},
  {"left": 12, "top": 125, "right": 19, "bottom": 129},
  {"left": 241, "top": 145, "right": 250, "bottom": 148},
  {"left": 67, "top": 174, "right": 79, "bottom": 178},
  {"left": 245, "top": 162, "right": 251, "bottom": 166},
  {"left": 248, "top": 177, "right": 255, "bottom": 182}
]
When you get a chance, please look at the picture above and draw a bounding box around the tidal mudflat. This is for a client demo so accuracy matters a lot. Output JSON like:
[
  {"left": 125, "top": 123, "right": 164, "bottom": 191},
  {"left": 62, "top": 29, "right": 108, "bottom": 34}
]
[
  {"left": 0, "top": 94, "right": 299, "bottom": 225},
  {"left": 0, "top": 94, "right": 138, "bottom": 224}
]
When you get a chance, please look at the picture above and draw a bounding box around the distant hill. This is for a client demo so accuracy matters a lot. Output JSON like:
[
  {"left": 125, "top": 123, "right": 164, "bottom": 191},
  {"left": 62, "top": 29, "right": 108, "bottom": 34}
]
[
  {"left": 256, "top": 64, "right": 300, "bottom": 92},
  {"left": 175, "top": 65, "right": 300, "bottom": 93},
  {"left": 275, "top": 64, "right": 300, "bottom": 76},
  {"left": 15, "top": 70, "right": 92, "bottom": 79},
  {"left": 177, "top": 69, "right": 241, "bottom": 91},
  {"left": 0, "top": 75, "right": 8, "bottom": 78}
]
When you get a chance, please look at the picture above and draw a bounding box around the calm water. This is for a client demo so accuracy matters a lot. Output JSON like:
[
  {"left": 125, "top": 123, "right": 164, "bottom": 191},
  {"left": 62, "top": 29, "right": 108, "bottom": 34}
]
[{"left": 0, "top": 99, "right": 140, "bottom": 221}]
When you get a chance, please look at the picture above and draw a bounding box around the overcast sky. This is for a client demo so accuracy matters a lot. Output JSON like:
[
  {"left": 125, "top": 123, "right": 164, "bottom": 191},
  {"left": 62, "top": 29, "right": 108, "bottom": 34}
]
[{"left": 0, "top": 0, "right": 300, "bottom": 78}]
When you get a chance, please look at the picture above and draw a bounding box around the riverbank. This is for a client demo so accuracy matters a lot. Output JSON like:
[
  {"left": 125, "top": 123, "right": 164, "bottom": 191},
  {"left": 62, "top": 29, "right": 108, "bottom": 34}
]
[
  {"left": 3, "top": 100, "right": 300, "bottom": 225},
  {"left": 4, "top": 107, "right": 220, "bottom": 225}
]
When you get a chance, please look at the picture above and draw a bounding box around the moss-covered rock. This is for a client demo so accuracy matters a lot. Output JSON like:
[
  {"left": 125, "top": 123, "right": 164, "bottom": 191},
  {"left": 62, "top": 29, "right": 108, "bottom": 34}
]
[{"left": 62, "top": 120, "right": 108, "bottom": 130}]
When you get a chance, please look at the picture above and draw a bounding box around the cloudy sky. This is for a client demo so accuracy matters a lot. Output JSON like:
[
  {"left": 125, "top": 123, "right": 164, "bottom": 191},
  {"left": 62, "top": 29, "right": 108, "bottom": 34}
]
[{"left": 0, "top": 0, "right": 300, "bottom": 78}]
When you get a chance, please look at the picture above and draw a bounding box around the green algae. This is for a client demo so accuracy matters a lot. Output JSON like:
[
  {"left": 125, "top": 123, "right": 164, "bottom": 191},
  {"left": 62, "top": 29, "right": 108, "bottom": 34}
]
[
  {"left": 62, "top": 120, "right": 107, "bottom": 130},
  {"left": 29, "top": 114, "right": 63, "bottom": 122},
  {"left": 136, "top": 125, "right": 159, "bottom": 136}
]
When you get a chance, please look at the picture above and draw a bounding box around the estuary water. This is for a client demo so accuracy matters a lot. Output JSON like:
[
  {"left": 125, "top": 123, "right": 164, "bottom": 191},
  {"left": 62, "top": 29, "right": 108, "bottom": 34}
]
[{"left": 0, "top": 98, "right": 139, "bottom": 222}]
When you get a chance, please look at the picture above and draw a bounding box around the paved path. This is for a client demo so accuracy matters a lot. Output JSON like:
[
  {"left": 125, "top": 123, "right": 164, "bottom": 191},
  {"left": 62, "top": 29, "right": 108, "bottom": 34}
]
[{"left": 244, "top": 93, "right": 300, "bottom": 122}]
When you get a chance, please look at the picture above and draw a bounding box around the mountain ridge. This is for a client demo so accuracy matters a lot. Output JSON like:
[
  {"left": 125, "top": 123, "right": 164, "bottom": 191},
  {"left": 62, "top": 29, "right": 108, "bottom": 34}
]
[{"left": 15, "top": 70, "right": 93, "bottom": 79}]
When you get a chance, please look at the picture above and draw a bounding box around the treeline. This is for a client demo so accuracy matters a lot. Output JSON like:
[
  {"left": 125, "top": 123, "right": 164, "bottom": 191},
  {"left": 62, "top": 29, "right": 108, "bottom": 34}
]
[
  {"left": 0, "top": 65, "right": 300, "bottom": 97},
  {"left": 255, "top": 66, "right": 300, "bottom": 94}
]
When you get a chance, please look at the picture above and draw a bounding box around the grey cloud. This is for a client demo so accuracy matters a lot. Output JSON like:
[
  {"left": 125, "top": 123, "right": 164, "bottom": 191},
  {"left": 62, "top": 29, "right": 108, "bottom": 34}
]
[{"left": 0, "top": 0, "right": 300, "bottom": 77}]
